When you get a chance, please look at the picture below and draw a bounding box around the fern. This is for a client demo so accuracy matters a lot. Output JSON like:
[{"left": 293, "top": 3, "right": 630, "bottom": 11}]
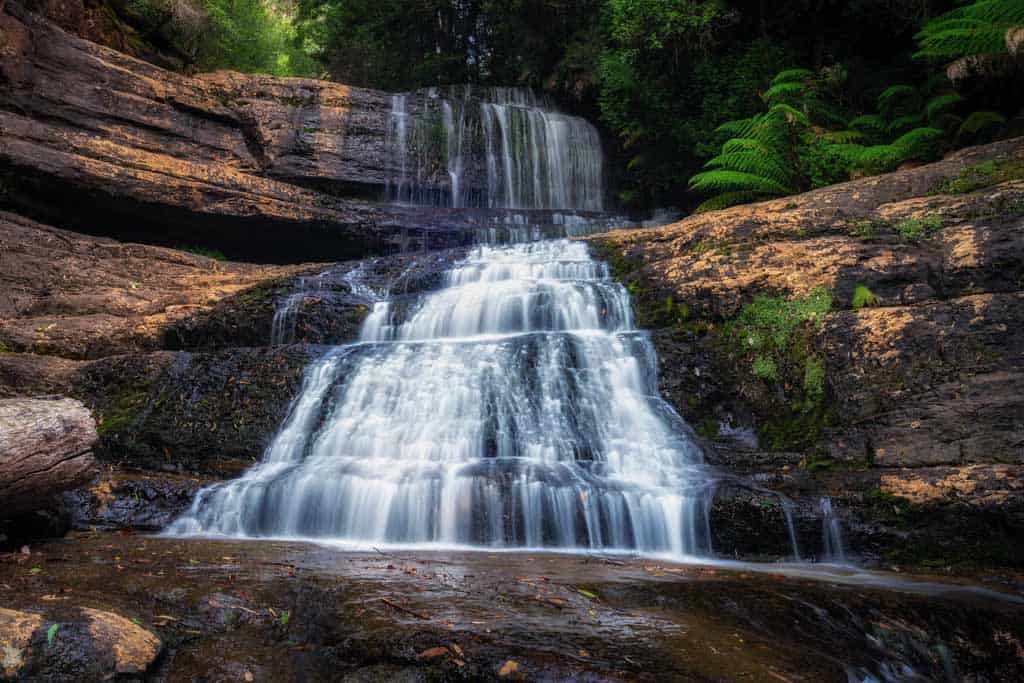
[
  {"left": 705, "top": 151, "right": 793, "bottom": 186},
  {"left": 696, "top": 191, "right": 772, "bottom": 213},
  {"left": 763, "top": 81, "right": 807, "bottom": 103},
  {"left": 689, "top": 170, "right": 793, "bottom": 196},
  {"left": 916, "top": 0, "right": 1024, "bottom": 60},
  {"left": 925, "top": 93, "right": 964, "bottom": 123},
  {"left": 848, "top": 114, "right": 887, "bottom": 134},
  {"left": 877, "top": 85, "right": 919, "bottom": 118},
  {"left": 958, "top": 110, "right": 1007, "bottom": 135},
  {"left": 887, "top": 113, "right": 925, "bottom": 134},
  {"left": 771, "top": 68, "right": 815, "bottom": 85}
]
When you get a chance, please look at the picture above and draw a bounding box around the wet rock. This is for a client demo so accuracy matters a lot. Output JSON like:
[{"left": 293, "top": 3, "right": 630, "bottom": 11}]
[
  {"left": 74, "top": 346, "right": 321, "bottom": 475},
  {"left": 0, "top": 606, "right": 161, "bottom": 680},
  {"left": 61, "top": 471, "right": 208, "bottom": 531}
]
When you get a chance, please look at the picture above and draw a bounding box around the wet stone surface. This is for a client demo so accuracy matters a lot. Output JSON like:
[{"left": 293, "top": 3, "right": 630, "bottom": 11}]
[{"left": 0, "top": 534, "right": 1021, "bottom": 681}]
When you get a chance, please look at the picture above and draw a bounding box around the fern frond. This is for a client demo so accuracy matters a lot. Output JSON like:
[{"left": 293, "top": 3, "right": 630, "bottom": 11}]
[
  {"left": 765, "top": 103, "right": 810, "bottom": 126},
  {"left": 887, "top": 114, "right": 924, "bottom": 133},
  {"left": 771, "top": 68, "right": 814, "bottom": 85},
  {"left": 890, "top": 127, "right": 944, "bottom": 158},
  {"left": 821, "top": 130, "right": 863, "bottom": 144},
  {"left": 848, "top": 115, "right": 887, "bottom": 134},
  {"left": 721, "top": 138, "right": 777, "bottom": 156},
  {"left": 958, "top": 110, "right": 1006, "bottom": 134},
  {"left": 705, "top": 151, "right": 793, "bottom": 186},
  {"left": 763, "top": 81, "right": 806, "bottom": 103},
  {"left": 915, "top": 0, "right": 1024, "bottom": 59},
  {"left": 925, "top": 93, "right": 963, "bottom": 123},
  {"left": 696, "top": 191, "right": 773, "bottom": 213},
  {"left": 877, "top": 85, "right": 919, "bottom": 117},
  {"left": 689, "top": 170, "right": 792, "bottom": 196}
]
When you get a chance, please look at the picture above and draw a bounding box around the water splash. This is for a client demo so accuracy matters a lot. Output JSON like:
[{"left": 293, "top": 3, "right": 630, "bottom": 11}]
[{"left": 171, "top": 240, "right": 715, "bottom": 554}]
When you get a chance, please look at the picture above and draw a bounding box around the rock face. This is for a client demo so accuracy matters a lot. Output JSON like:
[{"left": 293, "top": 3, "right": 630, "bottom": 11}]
[
  {"left": 0, "top": 606, "right": 161, "bottom": 680},
  {"left": 0, "top": 2, "right": 504, "bottom": 261},
  {"left": 0, "top": 398, "right": 97, "bottom": 516},
  {"left": 588, "top": 137, "right": 1024, "bottom": 566}
]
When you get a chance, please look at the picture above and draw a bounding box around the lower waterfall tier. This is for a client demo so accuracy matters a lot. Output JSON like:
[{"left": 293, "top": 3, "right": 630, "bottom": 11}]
[{"left": 170, "top": 240, "right": 714, "bottom": 555}]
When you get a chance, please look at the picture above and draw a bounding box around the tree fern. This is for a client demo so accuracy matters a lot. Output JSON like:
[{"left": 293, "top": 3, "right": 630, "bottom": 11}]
[{"left": 916, "top": 0, "right": 1024, "bottom": 60}]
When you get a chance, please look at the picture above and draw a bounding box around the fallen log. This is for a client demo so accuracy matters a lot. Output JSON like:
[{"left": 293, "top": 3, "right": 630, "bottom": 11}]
[{"left": 0, "top": 397, "right": 98, "bottom": 516}]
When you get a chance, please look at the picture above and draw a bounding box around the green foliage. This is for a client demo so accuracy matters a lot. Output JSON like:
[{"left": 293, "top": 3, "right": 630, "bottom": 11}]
[
  {"left": 690, "top": 64, "right": 957, "bottom": 210},
  {"left": 47, "top": 624, "right": 60, "bottom": 647},
  {"left": 915, "top": 0, "right": 1024, "bottom": 61},
  {"left": 852, "top": 285, "right": 881, "bottom": 309},
  {"left": 752, "top": 355, "right": 778, "bottom": 381},
  {"left": 932, "top": 158, "right": 1024, "bottom": 194},
  {"left": 198, "top": 0, "right": 317, "bottom": 75},
  {"left": 730, "top": 287, "right": 832, "bottom": 354},
  {"left": 802, "top": 358, "right": 825, "bottom": 404},
  {"left": 896, "top": 213, "right": 943, "bottom": 240},
  {"left": 128, "top": 0, "right": 316, "bottom": 75}
]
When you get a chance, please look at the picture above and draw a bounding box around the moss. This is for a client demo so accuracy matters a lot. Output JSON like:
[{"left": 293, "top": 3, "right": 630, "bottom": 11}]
[
  {"left": 752, "top": 355, "right": 778, "bottom": 381},
  {"left": 757, "top": 402, "right": 835, "bottom": 452},
  {"left": 96, "top": 382, "right": 151, "bottom": 436},
  {"left": 851, "top": 284, "right": 880, "bottom": 309},
  {"left": 895, "top": 213, "right": 942, "bottom": 241},
  {"left": 802, "top": 357, "right": 824, "bottom": 403},
  {"left": 931, "top": 158, "right": 1024, "bottom": 195},
  {"left": 237, "top": 282, "right": 277, "bottom": 304},
  {"left": 0, "top": 341, "right": 7, "bottom": 353}
]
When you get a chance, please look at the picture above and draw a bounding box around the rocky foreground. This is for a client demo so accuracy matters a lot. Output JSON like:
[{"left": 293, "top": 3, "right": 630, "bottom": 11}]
[{"left": 1, "top": 535, "right": 1022, "bottom": 681}]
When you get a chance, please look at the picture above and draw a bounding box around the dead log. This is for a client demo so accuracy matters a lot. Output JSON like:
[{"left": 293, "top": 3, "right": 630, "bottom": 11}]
[{"left": 0, "top": 397, "right": 98, "bottom": 516}]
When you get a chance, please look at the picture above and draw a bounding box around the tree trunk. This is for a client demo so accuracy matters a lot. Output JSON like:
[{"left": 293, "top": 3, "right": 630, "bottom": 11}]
[{"left": 0, "top": 397, "right": 98, "bottom": 517}]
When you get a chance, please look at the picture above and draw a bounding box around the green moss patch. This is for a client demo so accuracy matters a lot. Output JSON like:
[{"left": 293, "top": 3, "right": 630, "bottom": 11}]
[
  {"left": 895, "top": 212, "right": 942, "bottom": 241},
  {"left": 931, "top": 158, "right": 1024, "bottom": 195}
]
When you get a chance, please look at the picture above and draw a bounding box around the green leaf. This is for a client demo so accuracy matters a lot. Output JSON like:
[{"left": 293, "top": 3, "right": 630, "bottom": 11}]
[{"left": 47, "top": 624, "right": 60, "bottom": 646}]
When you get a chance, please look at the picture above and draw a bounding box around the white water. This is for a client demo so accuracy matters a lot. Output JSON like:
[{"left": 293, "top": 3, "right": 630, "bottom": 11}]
[
  {"left": 172, "top": 240, "right": 715, "bottom": 554},
  {"left": 386, "top": 87, "right": 604, "bottom": 211},
  {"left": 821, "top": 496, "right": 847, "bottom": 562}
]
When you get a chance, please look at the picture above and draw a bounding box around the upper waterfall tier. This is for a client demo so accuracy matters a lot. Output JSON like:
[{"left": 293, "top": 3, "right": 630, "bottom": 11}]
[{"left": 386, "top": 87, "right": 605, "bottom": 211}]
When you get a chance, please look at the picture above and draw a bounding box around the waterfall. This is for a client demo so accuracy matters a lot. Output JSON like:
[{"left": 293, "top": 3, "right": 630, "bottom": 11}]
[
  {"left": 171, "top": 240, "right": 715, "bottom": 555},
  {"left": 270, "top": 273, "right": 329, "bottom": 345},
  {"left": 386, "top": 86, "right": 604, "bottom": 211},
  {"left": 821, "top": 496, "right": 847, "bottom": 563}
]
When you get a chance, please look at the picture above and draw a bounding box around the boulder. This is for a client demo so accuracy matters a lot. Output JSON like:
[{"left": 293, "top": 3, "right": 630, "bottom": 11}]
[{"left": 0, "top": 606, "right": 161, "bottom": 680}]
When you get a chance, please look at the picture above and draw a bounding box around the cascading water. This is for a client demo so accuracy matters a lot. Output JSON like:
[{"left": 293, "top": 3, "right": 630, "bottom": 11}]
[
  {"left": 171, "top": 240, "right": 716, "bottom": 555},
  {"left": 385, "top": 86, "right": 604, "bottom": 211},
  {"left": 820, "top": 496, "right": 847, "bottom": 562}
]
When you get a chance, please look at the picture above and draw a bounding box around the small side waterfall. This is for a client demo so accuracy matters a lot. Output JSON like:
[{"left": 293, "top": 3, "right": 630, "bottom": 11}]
[
  {"left": 172, "top": 240, "right": 714, "bottom": 555},
  {"left": 386, "top": 87, "right": 604, "bottom": 211},
  {"left": 270, "top": 273, "right": 328, "bottom": 345},
  {"left": 821, "top": 496, "right": 847, "bottom": 563}
]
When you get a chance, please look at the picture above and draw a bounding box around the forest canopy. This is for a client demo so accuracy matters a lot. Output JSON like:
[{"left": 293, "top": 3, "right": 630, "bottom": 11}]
[{"left": 140, "top": 0, "right": 1023, "bottom": 210}]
